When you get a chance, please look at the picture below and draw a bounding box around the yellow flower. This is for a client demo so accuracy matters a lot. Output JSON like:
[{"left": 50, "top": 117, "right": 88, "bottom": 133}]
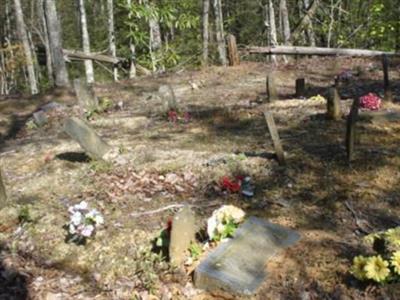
[
  {"left": 350, "top": 255, "right": 368, "bottom": 280},
  {"left": 363, "top": 232, "right": 382, "bottom": 245},
  {"left": 391, "top": 251, "right": 400, "bottom": 275},
  {"left": 385, "top": 227, "right": 400, "bottom": 247},
  {"left": 364, "top": 255, "right": 390, "bottom": 282}
]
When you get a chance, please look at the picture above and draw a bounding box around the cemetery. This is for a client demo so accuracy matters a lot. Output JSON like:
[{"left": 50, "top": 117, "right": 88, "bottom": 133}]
[{"left": 0, "top": 54, "right": 399, "bottom": 299}]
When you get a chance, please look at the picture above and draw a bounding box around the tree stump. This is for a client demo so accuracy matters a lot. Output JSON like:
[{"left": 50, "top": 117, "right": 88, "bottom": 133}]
[
  {"left": 345, "top": 98, "right": 360, "bottom": 163},
  {"left": 266, "top": 75, "right": 278, "bottom": 102},
  {"left": 382, "top": 55, "right": 393, "bottom": 102},
  {"left": 0, "top": 168, "right": 7, "bottom": 209},
  {"left": 327, "top": 85, "right": 342, "bottom": 120},
  {"left": 73, "top": 78, "right": 99, "bottom": 114},
  {"left": 227, "top": 34, "right": 240, "bottom": 66},
  {"left": 264, "top": 111, "right": 285, "bottom": 165},
  {"left": 295, "top": 78, "right": 306, "bottom": 98}
]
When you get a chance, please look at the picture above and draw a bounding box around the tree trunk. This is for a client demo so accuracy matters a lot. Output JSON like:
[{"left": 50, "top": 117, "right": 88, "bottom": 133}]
[
  {"left": 78, "top": 0, "right": 95, "bottom": 83},
  {"left": 212, "top": 0, "right": 227, "bottom": 66},
  {"left": 202, "top": 0, "right": 210, "bottom": 66},
  {"left": 37, "top": 0, "right": 54, "bottom": 86},
  {"left": 290, "top": 0, "right": 320, "bottom": 44},
  {"left": 303, "top": 0, "right": 316, "bottom": 46},
  {"left": 279, "top": 0, "right": 291, "bottom": 45},
  {"left": 126, "top": 0, "right": 136, "bottom": 78},
  {"left": 44, "top": 0, "right": 69, "bottom": 87},
  {"left": 13, "top": 0, "right": 39, "bottom": 94},
  {"left": 107, "top": 0, "right": 118, "bottom": 81}
]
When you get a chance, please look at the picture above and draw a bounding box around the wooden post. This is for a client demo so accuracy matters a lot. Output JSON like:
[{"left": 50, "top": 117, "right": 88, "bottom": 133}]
[
  {"left": 264, "top": 111, "right": 285, "bottom": 165},
  {"left": 227, "top": 34, "right": 240, "bottom": 66},
  {"left": 345, "top": 98, "right": 360, "bottom": 163},
  {"left": 266, "top": 74, "right": 278, "bottom": 102},
  {"left": 382, "top": 55, "right": 393, "bottom": 102},
  {"left": 0, "top": 167, "right": 7, "bottom": 208},
  {"left": 295, "top": 78, "right": 305, "bottom": 98},
  {"left": 327, "top": 84, "right": 342, "bottom": 120}
]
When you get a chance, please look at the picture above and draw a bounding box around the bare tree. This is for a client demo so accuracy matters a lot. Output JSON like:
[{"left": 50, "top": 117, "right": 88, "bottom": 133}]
[
  {"left": 202, "top": 0, "right": 210, "bottom": 65},
  {"left": 107, "top": 0, "right": 118, "bottom": 81},
  {"left": 44, "top": 0, "right": 70, "bottom": 87},
  {"left": 78, "top": 0, "right": 94, "bottom": 83},
  {"left": 279, "top": 0, "right": 291, "bottom": 45},
  {"left": 126, "top": 0, "right": 136, "bottom": 78},
  {"left": 303, "top": 0, "right": 316, "bottom": 46},
  {"left": 212, "top": 0, "right": 227, "bottom": 66},
  {"left": 13, "top": 0, "right": 38, "bottom": 94}
]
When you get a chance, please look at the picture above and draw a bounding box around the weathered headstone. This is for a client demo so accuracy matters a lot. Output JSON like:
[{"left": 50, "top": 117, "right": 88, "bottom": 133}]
[
  {"left": 64, "top": 117, "right": 112, "bottom": 160},
  {"left": 382, "top": 55, "right": 393, "bottom": 102},
  {"left": 33, "top": 111, "right": 48, "bottom": 127},
  {"left": 159, "top": 84, "right": 178, "bottom": 112},
  {"left": 345, "top": 98, "right": 360, "bottom": 163},
  {"left": 295, "top": 78, "right": 306, "bottom": 98},
  {"left": 264, "top": 111, "right": 285, "bottom": 165},
  {"left": 73, "top": 78, "right": 99, "bottom": 114},
  {"left": 327, "top": 85, "right": 342, "bottom": 120},
  {"left": 194, "top": 217, "right": 300, "bottom": 295},
  {"left": 266, "top": 75, "right": 278, "bottom": 102},
  {"left": 169, "top": 206, "right": 196, "bottom": 266},
  {"left": 227, "top": 34, "right": 240, "bottom": 66},
  {"left": 0, "top": 168, "right": 7, "bottom": 208}
]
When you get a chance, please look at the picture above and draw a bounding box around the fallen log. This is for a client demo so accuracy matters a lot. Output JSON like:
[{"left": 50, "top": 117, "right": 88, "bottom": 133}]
[{"left": 247, "top": 46, "right": 400, "bottom": 57}]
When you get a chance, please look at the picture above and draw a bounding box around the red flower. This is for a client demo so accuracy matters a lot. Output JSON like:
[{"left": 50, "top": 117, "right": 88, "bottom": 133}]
[
  {"left": 168, "top": 110, "right": 178, "bottom": 123},
  {"left": 359, "top": 93, "right": 381, "bottom": 111},
  {"left": 220, "top": 176, "right": 241, "bottom": 193}
]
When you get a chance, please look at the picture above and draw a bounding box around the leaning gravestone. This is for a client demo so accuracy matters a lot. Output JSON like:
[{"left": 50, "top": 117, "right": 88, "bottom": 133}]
[
  {"left": 0, "top": 168, "right": 7, "bottom": 209},
  {"left": 194, "top": 217, "right": 300, "bottom": 296},
  {"left": 73, "top": 78, "right": 99, "bottom": 114},
  {"left": 64, "top": 117, "right": 112, "bottom": 160},
  {"left": 266, "top": 75, "right": 278, "bottom": 102},
  {"left": 169, "top": 206, "right": 196, "bottom": 265}
]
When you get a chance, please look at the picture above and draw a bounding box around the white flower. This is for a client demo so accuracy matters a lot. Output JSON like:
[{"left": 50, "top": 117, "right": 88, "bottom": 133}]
[
  {"left": 69, "top": 224, "right": 76, "bottom": 234},
  {"left": 207, "top": 205, "right": 245, "bottom": 240},
  {"left": 207, "top": 216, "right": 218, "bottom": 240},
  {"left": 94, "top": 214, "right": 104, "bottom": 225},
  {"left": 74, "top": 201, "right": 88, "bottom": 211},
  {"left": 70, "top": 212, "right": 82, "bottom": 226},
  {"left": 81, "top": 225, "right": 94, "bottom": 237}
]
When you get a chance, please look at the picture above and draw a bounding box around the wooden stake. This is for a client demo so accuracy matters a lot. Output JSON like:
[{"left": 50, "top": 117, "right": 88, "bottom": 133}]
[
  {"left": 382, "top": 55, "right": 393, "bottom": 102},
  {"left": 295, "top": 78, "right": 305, "bottom": 98},
  {"left": 345, "top": 98, "right": 360, "bottom": 163},
  {"left": 264, "top": 111, "right": 285, "bottom": 165},
  {"left": 327, "top": 84, "right": 342, "bottom": 120},
  {"left": 227, "top": 34, "right": 240, "bottom": 66}
]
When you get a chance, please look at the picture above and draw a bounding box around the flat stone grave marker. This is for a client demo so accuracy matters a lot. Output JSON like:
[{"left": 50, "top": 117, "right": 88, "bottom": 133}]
[
  {"left": 194, "top": 217, "right": 300, "bottom": 296},
  {"left": 169, "top": 206, "right": 196, "bottom": 265},
  {"left": 64, "top": 117, "right": 112, "bottom": 160}
]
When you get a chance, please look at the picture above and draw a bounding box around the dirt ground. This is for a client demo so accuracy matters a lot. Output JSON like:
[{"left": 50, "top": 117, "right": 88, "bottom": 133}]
[{"left": 1, "top": 57, "right": 400, "bottom": 300}]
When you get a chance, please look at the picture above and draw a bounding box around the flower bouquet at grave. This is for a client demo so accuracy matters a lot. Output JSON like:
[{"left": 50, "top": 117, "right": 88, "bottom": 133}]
[
  {"left": 66, "top": 201, "right": 104, "bottom": 244},
  {"left": 207, "top": 205, "right": 246, "bottom": 242},
  {"left": 359, "top": 93, "right": 382, "bottom": 111},
  {"left": 167, "top": 110, "right": 191, "bottom": 123},
  {"left": 350, "top": 227, "right": 400, "bottom": 284}
]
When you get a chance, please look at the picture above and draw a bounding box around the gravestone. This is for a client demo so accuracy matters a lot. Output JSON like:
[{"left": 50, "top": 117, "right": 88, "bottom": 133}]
[
  {"left": 0, "top": 168, "right": 7, "bottom": 208},
  {"left": 295, "top": 78, "right": 306, "bottom": 98},
  {"left": 327, "top": 85, "right": 341, "bottom": 120},
  {"left": 194, "top": 217, "right": 300, "bottom": 295},
  {"left": 227, "top": 34, "right": 240, "bottom": 66},
  {"left": 33, "top": 111, "right": 48, "bottom": 127},
  {"left": 64, "top": 117, "right": 112, "bottom": 160},
  {"left": 264, "top": 111, "right": 285, "bottom": 165},
  {"left": 169, "top": 206, "right": 196, "bottom": 265},
  {"left": 345, "top": 98, "right": 360, "bottom": 163},
  {"left": 266, "top": 75, "right": 278, "bottom": 102},
  {"left": 73, "top": 79, "right": 99, "bottom": 114},
  {"left": 159, "top": 84, "right": 178, "bottom": 112}
]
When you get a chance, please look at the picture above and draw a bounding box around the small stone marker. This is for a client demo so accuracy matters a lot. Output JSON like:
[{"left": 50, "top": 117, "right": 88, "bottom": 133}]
[
  {"left": 169, "top": 206, "right": 196, "bottom": 266},
  {"left": 266, "top": 75, "right": 278, "bottom": 102},
  {"left": 227, "top": 34, "right": 240, "bottom": 66},
  {"left": 64, "top": 117, "right": 112, "bottom": 160},
  {"left": 0, "top": 168, "right": 7, "bottom": 208},
  {"left": 382, "top": 55, "right": 393, "bottom": 102},
  {"left": 345, "top": 98, "right": 360, "bottom": 163},
  {"left": 159, "top": 84, "right": 178, "bottom": 111},
  {"left": 264, "top": 111, "right": 285, "bottom": 165},
  {"left": 327, "top": 85, "right": 342, "bottom": 120},
  {"left": 295, "top": 78, "right": 306, "bottom": 98},
  {"left": 194, "top": 217, "right": 300, "bottom": 295},
  {"left": 73, "top": 78, "right": 99, "bottom": 114},
  {"left": 33, "top": 111, "right": 48, "bottom": 127}
]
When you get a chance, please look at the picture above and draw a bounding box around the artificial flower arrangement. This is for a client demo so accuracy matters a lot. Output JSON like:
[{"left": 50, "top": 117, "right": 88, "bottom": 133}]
[
  {"left": 207, "top": 205, "right": 246, "bottom": 242},
  {"left": 66, "top": 201, "right": 104, "bottom": 244},
  {"left": 359, "top": 93, "right": 381, "bottom": 111},
  {"left": 350, "top": 227, "right": 400, "bottom": 283}
]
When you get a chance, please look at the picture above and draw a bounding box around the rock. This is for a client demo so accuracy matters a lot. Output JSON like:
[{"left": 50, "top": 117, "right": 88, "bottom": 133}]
[
  {"left": 64, "top": 117, "right": 112, "bottom": 160},
  {"left": 194, "top": 217, "right": 300, "bottom": 296},
  {"left": 73, "top": 78, "right": 99, "bottom": 114},
  {"left": 0, "top": 168, "right": 7, "bottom": 209},
  {"left": 41, "top": 101, "right": 65, "bottom": 112},
  {"left": 169, "top": 206, "right": 196, "bottom": 266},
  {"left": 33, "top": 111, "right": 48, "bottom": 127}
]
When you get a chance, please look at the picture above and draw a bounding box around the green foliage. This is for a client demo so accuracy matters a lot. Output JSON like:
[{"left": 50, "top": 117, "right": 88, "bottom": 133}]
[
  {"left": 189, "top": 242, "right": 203, "bottom": 260},
  {"left": 212, "top": 218, "right": 239, "bottom": 242},
  {"left": 18, "top": 205, "right": 33, "bottom": 224}
]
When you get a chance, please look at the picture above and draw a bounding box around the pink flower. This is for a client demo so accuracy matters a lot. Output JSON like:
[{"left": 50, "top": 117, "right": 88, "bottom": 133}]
[{"left": 359, "top": 93, "right": 381, "bottom": 111}]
